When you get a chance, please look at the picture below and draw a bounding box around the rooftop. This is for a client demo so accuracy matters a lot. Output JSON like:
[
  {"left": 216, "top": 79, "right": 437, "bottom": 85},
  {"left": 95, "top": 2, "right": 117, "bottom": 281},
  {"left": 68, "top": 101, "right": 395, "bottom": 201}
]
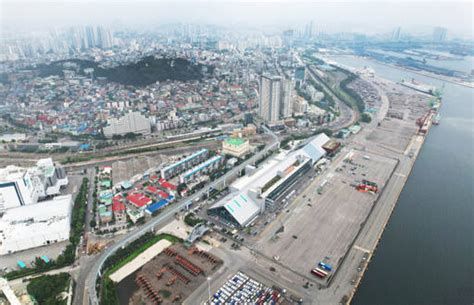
[
  {"left": 210, "top": 191, "right": 260, "bottom": 227},
  {"left": 126, "top": 193, "right": 152, "bottom": 208},
  {"left": 0, "top": 195, "right": 72, "bottom": 255},
  {"left": 225, "top": 137, "right": 247, "bottom": 146}
]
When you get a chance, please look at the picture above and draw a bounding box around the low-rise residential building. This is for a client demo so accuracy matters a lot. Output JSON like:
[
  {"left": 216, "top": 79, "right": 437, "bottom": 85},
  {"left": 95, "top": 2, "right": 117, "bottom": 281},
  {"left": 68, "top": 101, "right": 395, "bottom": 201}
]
[
  {"left": 231, "top": 124, "right": 257, "bottom": 138},
  {"left": 98, "top": 204, "right": 113, "bottom": 224}
]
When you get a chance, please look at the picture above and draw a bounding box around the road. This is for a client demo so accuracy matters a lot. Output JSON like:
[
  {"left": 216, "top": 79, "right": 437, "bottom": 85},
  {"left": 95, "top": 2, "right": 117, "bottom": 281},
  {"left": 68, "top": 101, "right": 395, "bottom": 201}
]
[
  {"left": 305, "top": 65, "right": 358, "bottom": 130},
  {"left": 83, "top": 127, "right": 279, "bottom": 305}
]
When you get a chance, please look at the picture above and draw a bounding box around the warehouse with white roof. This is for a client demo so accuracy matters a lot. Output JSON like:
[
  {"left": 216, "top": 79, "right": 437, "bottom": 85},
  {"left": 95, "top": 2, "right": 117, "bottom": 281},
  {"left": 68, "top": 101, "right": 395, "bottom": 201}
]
[
  {"left": 0, "top": 194, "right": 72, "bottom": 255},
  {"left": 209, "top": 133, "right": 330, "bottom": 227}
]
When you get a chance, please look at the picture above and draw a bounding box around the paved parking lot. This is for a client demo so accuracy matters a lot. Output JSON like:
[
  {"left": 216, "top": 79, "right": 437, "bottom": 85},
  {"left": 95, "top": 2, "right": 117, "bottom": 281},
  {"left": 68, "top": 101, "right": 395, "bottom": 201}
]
[
  {"left": 0, "top": 241, "right": 68, "bottom": 272},
  {"left": 254, "top": 150, "right": 397, "bottom": 283}
]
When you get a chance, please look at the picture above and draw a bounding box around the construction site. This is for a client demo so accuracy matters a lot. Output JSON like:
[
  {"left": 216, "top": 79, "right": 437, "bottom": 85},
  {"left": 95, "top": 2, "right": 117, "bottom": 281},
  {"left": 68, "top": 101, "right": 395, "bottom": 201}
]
[{"left": 116, "top": 244, "right": 222, "bottom": 305}]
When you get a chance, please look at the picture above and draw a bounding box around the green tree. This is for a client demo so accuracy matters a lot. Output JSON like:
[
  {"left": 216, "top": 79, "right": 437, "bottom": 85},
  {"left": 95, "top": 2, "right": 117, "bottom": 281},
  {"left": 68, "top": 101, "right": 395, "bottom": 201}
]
[
  {"left": 27, "top": 273, "right": 70, "bottom": 305},
  {"left": 361, "top": 113, "right": 372, "bottom": 123}
]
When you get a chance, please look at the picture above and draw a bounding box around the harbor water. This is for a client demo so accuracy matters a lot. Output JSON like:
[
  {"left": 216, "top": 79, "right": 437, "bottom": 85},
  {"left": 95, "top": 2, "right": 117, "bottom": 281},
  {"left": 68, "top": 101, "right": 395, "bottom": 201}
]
[{"left": 329, "top": 55, "right": 474, "bottom": 305}]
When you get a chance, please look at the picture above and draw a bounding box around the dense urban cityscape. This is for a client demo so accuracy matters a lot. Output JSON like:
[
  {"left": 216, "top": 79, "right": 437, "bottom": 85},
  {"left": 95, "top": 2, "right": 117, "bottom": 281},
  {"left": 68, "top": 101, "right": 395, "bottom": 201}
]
[{"left": 0, "top": 1, "right": 473, "bottom": 305}]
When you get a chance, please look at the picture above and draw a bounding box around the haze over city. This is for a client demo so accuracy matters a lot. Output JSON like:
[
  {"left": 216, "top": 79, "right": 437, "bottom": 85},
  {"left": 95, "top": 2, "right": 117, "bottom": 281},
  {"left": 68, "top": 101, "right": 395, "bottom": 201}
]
[{"left": 2, "top": 1, "right": 473, "bottom": 39}]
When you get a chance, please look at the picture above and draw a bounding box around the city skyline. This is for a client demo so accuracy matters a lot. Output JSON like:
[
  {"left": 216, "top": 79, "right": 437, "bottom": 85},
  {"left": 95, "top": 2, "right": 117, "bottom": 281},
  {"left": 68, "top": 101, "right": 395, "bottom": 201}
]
[{"left": 2, "top": 1, "right": 473, "bottom": 39}]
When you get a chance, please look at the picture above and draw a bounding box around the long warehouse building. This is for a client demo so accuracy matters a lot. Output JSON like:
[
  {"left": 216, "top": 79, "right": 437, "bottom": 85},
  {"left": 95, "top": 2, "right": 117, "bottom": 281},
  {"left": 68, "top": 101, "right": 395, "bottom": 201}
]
[
  {"left": 209, "top": 133, "right": 330, "bottom": 227},
  {"left": 0, "top": 195, "right": 72, "bottom": 255}
]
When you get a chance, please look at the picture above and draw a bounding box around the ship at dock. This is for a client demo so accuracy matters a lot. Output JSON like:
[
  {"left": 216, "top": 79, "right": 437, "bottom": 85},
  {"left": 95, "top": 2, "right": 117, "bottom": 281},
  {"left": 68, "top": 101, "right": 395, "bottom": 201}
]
[
  {"left": 417, "top": 97, "right": 442, "bottom": 133},
  {"left": 399, "top": 78, "right": 437, "bottom": 96}
]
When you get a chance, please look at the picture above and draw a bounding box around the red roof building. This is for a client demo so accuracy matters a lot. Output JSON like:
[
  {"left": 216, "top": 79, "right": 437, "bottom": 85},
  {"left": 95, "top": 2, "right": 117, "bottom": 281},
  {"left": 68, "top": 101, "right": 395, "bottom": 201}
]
[
  {"left": 158, "top": 179, "right": 177, "bottom": 191},
  {"left": 158, "top": 190, "right": 169, "bottom": 199},
  {"left": 126, "top": 193, "right": 152, "bottom": 208},
  {"left": 112, "top": 199, "right": 126, "bottom": 212},
  {"left": 146, "top": 185, "right": 159, "bottom": 194}
]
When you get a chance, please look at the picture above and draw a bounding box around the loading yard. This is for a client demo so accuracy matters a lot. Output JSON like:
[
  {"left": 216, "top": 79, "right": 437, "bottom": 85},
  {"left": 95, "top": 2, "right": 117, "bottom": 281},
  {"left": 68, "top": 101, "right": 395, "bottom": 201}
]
[
  {"left": 254, "top": 149, "right": 398, "bottom": 284},
  {"left": 366, "top": 85, "right": 431, "bottom": 153},
  {"left": 116, "top": 244, "right": 222, "bottom": 305}
]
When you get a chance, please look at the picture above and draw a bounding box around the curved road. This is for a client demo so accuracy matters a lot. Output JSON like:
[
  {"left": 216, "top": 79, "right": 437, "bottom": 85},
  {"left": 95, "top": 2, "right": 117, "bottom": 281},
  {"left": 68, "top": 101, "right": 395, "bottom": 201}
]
[{"left": 85, "top": 127, "right": 279, "bottom": 305}]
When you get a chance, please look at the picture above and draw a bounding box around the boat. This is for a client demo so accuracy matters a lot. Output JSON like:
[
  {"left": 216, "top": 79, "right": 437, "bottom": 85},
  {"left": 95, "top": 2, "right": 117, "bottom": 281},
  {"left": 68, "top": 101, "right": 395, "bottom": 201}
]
[
  {"left": 432, "top": 113, "right": 441, "bottom": 125},
  {"left": 399, "top": 78, "right": 437, "bottom": 96}
]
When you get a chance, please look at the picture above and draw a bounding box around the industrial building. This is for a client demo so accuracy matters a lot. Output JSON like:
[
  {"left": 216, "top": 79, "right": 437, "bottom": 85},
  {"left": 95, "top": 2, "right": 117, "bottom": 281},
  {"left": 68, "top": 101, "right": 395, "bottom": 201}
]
[
  {"left": 0, "top": 158, "right": 68, "bottom": 211},
  {"left": 179, "top": 155, "right": 224, "bottom": 184},
  {"left": 160, "top": 149, "right": 209, "bottom": 180},
  {"left": 222, "top": 137, "right": 251, "bottom": 158},
  {"left": 103, "top": 111, "right": 151, "bottom": 138},
  {"left": 0, "top": 195, "right": 72, "bottom": 255},
  {"left": 209, "top": 133, "right": 330, "bottom": 227}
]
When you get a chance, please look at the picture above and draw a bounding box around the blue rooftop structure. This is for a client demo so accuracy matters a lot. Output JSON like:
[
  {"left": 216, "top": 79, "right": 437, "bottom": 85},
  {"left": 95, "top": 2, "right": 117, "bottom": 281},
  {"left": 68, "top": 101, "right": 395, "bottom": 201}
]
[
  {"left": 145, "top": 199, "right": 169, "bottom": 214},
  {"left": 79, "top": 143, "right": 91, "bottom": 151}
]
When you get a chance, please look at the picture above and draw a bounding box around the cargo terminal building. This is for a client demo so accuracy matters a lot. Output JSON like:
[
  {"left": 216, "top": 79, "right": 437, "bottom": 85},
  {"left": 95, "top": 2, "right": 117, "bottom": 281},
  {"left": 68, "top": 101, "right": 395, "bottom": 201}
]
[{"left": 209, "top": 133, "right": 330, "bottom": 227}]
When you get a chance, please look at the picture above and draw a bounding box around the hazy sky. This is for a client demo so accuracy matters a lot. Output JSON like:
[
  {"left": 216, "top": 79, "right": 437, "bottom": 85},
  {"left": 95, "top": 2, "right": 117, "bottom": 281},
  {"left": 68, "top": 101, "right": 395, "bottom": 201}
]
[{"left": 1, "top": 0, "right": 473, "bottom": 38}]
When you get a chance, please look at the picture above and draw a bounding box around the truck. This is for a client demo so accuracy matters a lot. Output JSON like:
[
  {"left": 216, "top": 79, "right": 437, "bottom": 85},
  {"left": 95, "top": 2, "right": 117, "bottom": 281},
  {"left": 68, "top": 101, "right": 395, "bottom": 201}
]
[
  {"left": 311, "top": 268, "right": 328, "bottom": 278},
  {"left": 318, "top": 262, "right": 333, "bottom": 271}
]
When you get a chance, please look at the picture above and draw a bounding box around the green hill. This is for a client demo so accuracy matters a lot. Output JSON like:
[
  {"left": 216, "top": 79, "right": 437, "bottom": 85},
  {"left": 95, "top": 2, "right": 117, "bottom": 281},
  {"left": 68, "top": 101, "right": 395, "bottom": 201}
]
[{"left": 37, "top": 56, "right": 213, "bottom": 86}]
